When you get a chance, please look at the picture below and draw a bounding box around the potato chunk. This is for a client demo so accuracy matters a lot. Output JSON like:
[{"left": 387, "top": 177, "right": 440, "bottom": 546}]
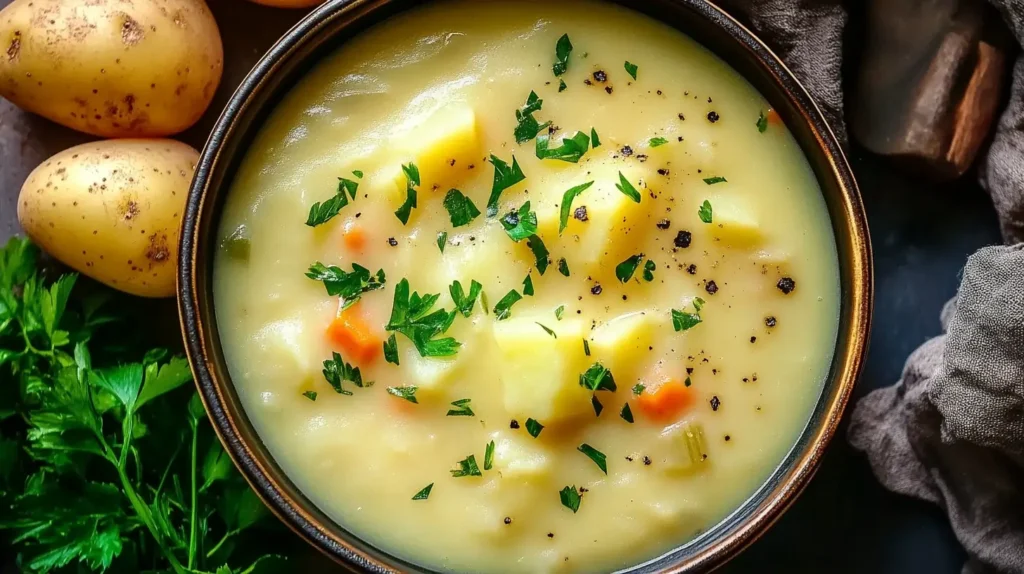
[
  {"left": 708, "top": 195, "right": 763, "bottom": 246},
  {"left": 396, "top": 104, "right": 481, "bottom": 192},
  {"left": 400, "top": 348, "right": 458, "bottom": 395},
  {"left": 251, "top": 317, "right": 318, "bottom": 389},
  {"left": 491, "top": 432, "right": 551, "bottom": 481},
  {"left": 590, "top": 311, "right": 662, "bottom": 381},
  {"left": 492, "top": 318, "right": 591, "bottom": 422}
]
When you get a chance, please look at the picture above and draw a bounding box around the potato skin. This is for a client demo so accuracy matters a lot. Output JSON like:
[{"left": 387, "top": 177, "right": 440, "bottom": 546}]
[
  {"left": 0, "top": 0, "right": 223, "bottom": 137},
  {"left": 245, "top": 0, "right": 325, "bottom": 7},
  {"left": 18, "top": 139, "right": 198, "bottom": 298}
]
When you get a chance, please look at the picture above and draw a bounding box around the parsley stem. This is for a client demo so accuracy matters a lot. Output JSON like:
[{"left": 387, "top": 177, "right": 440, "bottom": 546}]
[
  {"left": 206, "top": 528, "right": 240, "bottom": 559},
  {"left": 188, "top": 420, "right": 199, "bottom": 569}
]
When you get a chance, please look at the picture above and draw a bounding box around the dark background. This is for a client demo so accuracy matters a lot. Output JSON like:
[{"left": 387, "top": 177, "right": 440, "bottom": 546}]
[{"left": 0, "top": 0, "right": 1004, "bottom": 571}]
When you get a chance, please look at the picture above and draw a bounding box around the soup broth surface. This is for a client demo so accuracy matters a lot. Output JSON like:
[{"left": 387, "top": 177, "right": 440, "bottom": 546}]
[{"left": 214, "top": 1, "right": 841, "bottom": 571}]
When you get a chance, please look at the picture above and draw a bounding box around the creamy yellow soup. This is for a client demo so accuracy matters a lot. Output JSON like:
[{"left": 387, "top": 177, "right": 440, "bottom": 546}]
[{"left": 213, "top": 1, "right": 840, "bottom": 572}]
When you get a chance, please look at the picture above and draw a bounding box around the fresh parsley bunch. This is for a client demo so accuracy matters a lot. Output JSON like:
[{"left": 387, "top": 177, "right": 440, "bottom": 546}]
[{"left": 0, "top": 237, "right": 292, "bottom": 573}]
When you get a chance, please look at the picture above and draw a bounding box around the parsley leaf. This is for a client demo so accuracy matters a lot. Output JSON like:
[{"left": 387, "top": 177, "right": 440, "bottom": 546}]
[
  {"left": 579, "top": 363, "right": 616, "bottom": 392},
  {"left": 649, "top": 137, "right": 669, "bottom": 147},
  {"left": 352, "top": 170, "right": 364, "bottom": 178},
  {"left": 451, "top": 454, "right": 482, "bottom": 477},
  {"left": 447, "top": 398, "right": 475, "bottom": 417},
  {"left": 527, "top": 235, "right": 550, "bottom": 275},
  {"left": 501, "top": 202, "right": 539, "bottom": 242},
  {"left": 526, "top": 418, "right": 544, "bottom": 438},
  {"left": 412, "top": 483, "right": 433, "bottom": 500},
  {"left": 387, "top": 279, "right": 461, "bottom": 357},
  {"left": 383, "top": 333, "right": 400, "bottom": 365},
  {"left": 493, "top": 290, "right": 523, "bottom": 321},
  {"left": 672, "top": 297, "right": 705, "bottom": 331},
  {"left": 437, "top": 231, "right": 448, "bottom": 253},
  {"left": 487, "top": 154, "right": 526, "bottom": 216},
  {"left": 536, "top": 131, "right": 590, "bottom": 163},
  {"left": 394, "top": 162, "right": 420, "bottom": 224},
  {"left": 386, "top": 386, "right": 418, "bottom": 404},
  {"left": 323, "top": 352, "right": 371, "bottom": 395},
  {"left": 643, "top": 259, "right": 656, "bottom": 282},
  {"left": 620, "top": 403, "right": 634, "bottom": 423},
  {"left": 523, "top": 274, "right": 535, "bottom": 296},
  {"left": 560, "top": 486, "right": 582, "bottom": 513},
  {"left": 303, "top": 390, "right": 317, "bottom": 401},
  {"left": 698, "top": 199, "right": 713, "bottom": 223},
  {"left": 553, "top": 33, "right": 573, "bottom": 76},
  {"left": 703, "top": 176, "right": 727, "bottom": 185},
  {"left": 514, "top": 91, "right": 550, "bottom": 145},
  {"left": 449, "top": 280, "right": 483, "bottom": 317},
  {"left": 591, "top": 128, "right": 601, "bottom": 148},
  {"left": 577, "top": 444, "right": 607, "bottom": 474},
  {"left": 624, "top": 61, "right": 638, "bottom": 80},
  {"left": 757, "top": 110, "right": 769, "bottom": 133},
  {"left": 484, "top": 440, "right": 495, "bottom": 470},
  {"left": 306, "top": 262, "right": 386, "bottom": 309},
  {"left": 615, "top": 172, "right": 642, "bottom": 203},
  {"left": 306, "top": 177, "right": 359, "bottom": 227},
  {"left": 557, "top": 258, "right": 570, "bottom": 277},
  {"left": 633, "top": 383, "right": 645, "bottom": 396},
  {"left": 583, "top": 338, "right": 591, "bottom": 356},
  {"left": 442, "top": 189, "right": 481, "bottom": 227},
  {"left": 555, "top": 305, "right": 565, "bottom": 320},
  {"left": 536, "top": 322, "right": 557, "bottom": 338},
  {"left": 615, "top": 254, "right": 643, "bottom": 283},
  {"left": 559, "top": 181, "right": 595, "bottom": 234},
  {"left": 592, "top": 395, "right": 603, "bottom": 416}
]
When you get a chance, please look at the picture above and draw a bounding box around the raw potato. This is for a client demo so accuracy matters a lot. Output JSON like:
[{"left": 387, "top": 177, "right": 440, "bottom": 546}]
[
  {"left": 18, "top": 139, "right": 198, "bottom": 298},
  {"left": 0, "top": 0, "right": 223, "bottom": 137}
]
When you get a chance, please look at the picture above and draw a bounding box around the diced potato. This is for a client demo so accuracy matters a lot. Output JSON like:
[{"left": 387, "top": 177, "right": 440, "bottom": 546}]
[
  {"left": 708, "top": 195, "right": 762, "bottom": 246},
  {"left": 366, "top": 163, "right": 408, "bottom": 209},
  {"left": 400, "top": 347, "right": 459, "bottom": 395},
  {"left": 589, "top": 311, "right": 662, "bottom": 381},
  {"left": 492, "top": 432, "right": 552, "bottom": 481},
  {"left": 659, "top": 421, "right": 710, "bottom": 476},
  {"left": 437, "top": 226, "right": 528, "bottom": 296},
  {"left": 251, "top": 317, "right": 318, "bottom": 389},
  {"left": 492, "top": 318, "right": 591, "bottom": 422},
  {"left": 395, "top": 104, "right": 481, "bottom": 192}
]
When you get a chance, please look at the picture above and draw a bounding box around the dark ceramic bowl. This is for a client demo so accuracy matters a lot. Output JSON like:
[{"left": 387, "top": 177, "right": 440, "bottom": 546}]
[{"left": 178, "top": 0, "right": 873, "bottom": 571}]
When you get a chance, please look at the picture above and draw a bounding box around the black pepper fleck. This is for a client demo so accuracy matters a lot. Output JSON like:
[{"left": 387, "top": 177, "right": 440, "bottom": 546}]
[
  {"left": 765, "top": 316, "right": 777, "bottom": 327},
  {"left": 605, "top": 86, "right": 613, "bottom": 94},
  {"left": 643, "top": 456, "right": 652, "bottom": 466},
  {"left": 657, "top": 168, "right": 669, "bottom": 176},
  {"left": 510, "top": 419, "right": 520, "bottom": 429},
  {"left": 686, "top": 367, "right": 694, "bottom": 374},
  {"left": 591, "top": 283, "right": 603, "bottom": 295},
  {"left": 626, "top": 455, "right": 634, "bottom": 462},
  {"left": 548, "top": 533, "right": 555, "bottom": 538},
  {"left": 593, "top": 70, "right": 607, "bottom": 82},
  {"left": 387, "top": 237, "right": 398, "bottom": 247},
  {"left": 777, "top": 277, "right": 796, "bottom": 294},
  {"left": 707, "top": 111, "right": 720, "bottom": 123},
  {"left": 687, "top": 264, "right": 697, "bottom": 275},
  {"left": 705, "top": 280, "right": 719, "bottom": 295},
  {"left": 656, "top": 219, "right": 671, "bottom": 230},
  {"left": 620, "top": 145, "right": 634, "bottom": 157},
  {"left": 584, "top": 79, "right": 593, "bottom": 86},
  {"left": 724, "top": 435, "right": 731, "bottom": 441},
  {"left": 678, "top": 113, "right": 686, "bottom": 120},
  {"left": 750, "top": 336, "right": 757, "bottom": 343},
  {"left": 574, "top": 206, "right": 589, "bottom": 222},
  {"left": 674, "top": 230, "right": 691, "bottom": 248},
  {"left": 710, "top": 396, "right": 721, "bottom": 411},
  {"left": 504, "top": 517, "right": 513, "bottom": 525}
]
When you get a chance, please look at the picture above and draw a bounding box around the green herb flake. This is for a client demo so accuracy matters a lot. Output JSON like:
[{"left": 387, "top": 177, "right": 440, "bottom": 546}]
[
  {"left": 559, "top": 79, "right": 567, "bottom": 92},
  {"left": 306, "top": 177, "right": 359, "bottom": 227},
  {"left": 536, "top": 322, "right": 557, "bottom": 338},
  {"left": 412, "top": 483, "right": 433, "bottom": 500},
  {"left": 487, "top": 154, "right": 527, "bottom": 216},
  {"left": 387, "top": 279, "right": 461, "bottom": 357},
  {"left": 649, "top": 137, "right": 669, "bottom": 148},
  {"left": 527, "top": 235, "right": 550, "bottom": 275},
  {"left": 579, "top": 363, "right": 616, "bottom": 392},
  {"left": 514, "top": 91, "right": 550, "bottom": 145},
  {"left": 493, "top": 289, "right": 524, "bottom": 320},
  {"left": 615, "top": 254, "right": 643, "bottom": 283},
  {"left": 523, "top": 274, "right": 535, "bottom": 296},
  {"left": 383, "top": 333, "right": 400, "bottom": 366},
  {"left": 578, "top": 443, "right": 608, "bottom": 474},
  {"left": 583, "top": 338, "right": 591, "bottom": 356},
  {"left": 322, "top": 352, "right": 372, "bottom": 396},
  {"left": 536, "top": 131, "right": 590, "bottom": 163},
  {"left": 501, "top": 201, "right": 539, "bottom": 242},
  {"left": 756, "top": 110, "right": 769, "bottom": 133},
  {"left": 442, "top": 188, "right": 481, "bottom": 227},
  {"left": 450, "top": 279, "right": 483, "bottom": 317},
  {"left": 559, "top": 181, "right": 595, "bottom": 234},
  {"left": 447, "top": 398, "right": 475, "bottom": 417},
  {"left": 222, "top": 224, "right": 251, "bottom": 260},
  {"left": 484, "top": 440, "right": 496, "bottom": 471},
  {"left": 698, "top": 199, "right": 713, "bottom": 223},
  {"left": 624, "top": 61, "right": 638, "bottom": 80},
  {"left": 557, "top": 257, "right": 570, "bottom": 277},
  {"left": 352, "top": 170, "right": 364, "bottom": 178},
  {"left": 302, "top": 390, "right": 318, "bottom": 401},
  {"left": 387, "top": 386, "right": 418, "bottom": 404},
  {"left": 306, "top": 262, "right": 386, "bottom": 309},
  {"left": 437, "top": 231, "right": 448, "bottom": 253},
  {"left": 592, "top": 395, "right": 604, "bottom": 416},
  {"left": 560, "top": 485, "right": 582, "bottom": 513},
  {"left": 451, "top": 454, "right": 483, "bottom": 478},
  {"left": 591, "top": 128, "right": 601, "bottom": 148},
  {"left": 703, "top": 176, "right": 727, "bottom": 185},
  {"left": 615, "top": 171, "right": 642, "bottom": 203},
  {"left": 394, "top": 162, "right": 420, "bottom": 224},
  {"left": 555, "top": 305, "right": 565, "bottom": 320},
  {"left": 632, "top": 383, "right": 645, "bottom": 396},
  {"left": 643, "top": 259, "right": 656, "bottom": 282},
  {"left": 671, "top": 297, "right": 705, "bottom": 332},
  {"left": 684, "top": 376, "right": 692, "bottom": 387},
  {"left": 620, "top": 403, "right": 634, "bottom": 423},
  {"left": 526, "top": 418, "right": 545, "bottom": 438},
  {"left": 553, "top": 33, "right": 573, "bottom": 76}
]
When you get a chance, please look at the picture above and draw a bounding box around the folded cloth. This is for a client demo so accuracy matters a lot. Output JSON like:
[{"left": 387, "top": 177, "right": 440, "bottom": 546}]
[{"left": 716, "top": 1, "right": 1024, "bottom": 572}]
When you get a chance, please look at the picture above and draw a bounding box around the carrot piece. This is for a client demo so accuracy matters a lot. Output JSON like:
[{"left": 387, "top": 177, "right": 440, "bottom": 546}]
[
  {"left": 342, "top": 222, "right": 367, "bottom": 251},
  {"left": 327, "top": 304, "right": 380, "bottom": 364},
  {"left": 637, "top": 380, "right": 695, "bottom": 422},
  {"left": 767, "top": 108, "right": 783, "bottom": 126}
]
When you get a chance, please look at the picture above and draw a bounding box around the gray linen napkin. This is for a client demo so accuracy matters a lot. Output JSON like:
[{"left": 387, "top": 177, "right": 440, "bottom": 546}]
[{"left": 717, "top": 1, "right": 1024, "bottom": 572}]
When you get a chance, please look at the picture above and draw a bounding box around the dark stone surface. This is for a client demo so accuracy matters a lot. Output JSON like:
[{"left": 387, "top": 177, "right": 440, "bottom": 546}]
[{"left": 0, "top": 0, "right": 1004, "bottom": 571}]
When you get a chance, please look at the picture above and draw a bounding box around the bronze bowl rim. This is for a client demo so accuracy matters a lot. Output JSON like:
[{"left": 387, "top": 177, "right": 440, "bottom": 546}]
[{"left": 178, "top": 0, "right": 874, "bottom": 572}]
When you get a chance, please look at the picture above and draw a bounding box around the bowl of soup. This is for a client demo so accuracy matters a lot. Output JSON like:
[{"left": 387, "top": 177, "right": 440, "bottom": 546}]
[{"left": 178, "top": 0, "right": 872, "bottom": 571}]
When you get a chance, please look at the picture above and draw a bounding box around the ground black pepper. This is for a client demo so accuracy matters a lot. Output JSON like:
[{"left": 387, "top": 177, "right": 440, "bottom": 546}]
[
  {"left": 548, "top": 533, "right": 555, "bottom": 538},
  {"left": 724, "top": 435, "right": 731, "bottom": 442},
  {"left": 509, "top": 419, "right": 520, "bottom": 429},
  {"left": 687, "top": 264, "right": 697, "bottom": 275},
  {"left": 605, "top": 86, "right": 613, "bottom": 94},
  {"left": 643, "top": 456, "right": 652, "bottom": 466},
  {"left": 678, "top": 112, "right": 685, "bottom": 120},
  {"left": 686, "top": 367, "right": 694, "bottom": 374},
  {"left": 504, "top": 517, "right": 512, "bottom": 525},
  {"left": 710, "top": 396, "right": 721, "bottom": 411},
  {"left": 765, "top": 316, "right": 777, "bottom": 327},
  {"left": 657, "top": 168, "right": 669, "bottom": 176},
  {"left": 591, "top": 283, "right": 603, "bottom": 295},
  {"left": 574, "top": 206, "right": 588, "bottom": 222},
  {"left": 705, "top": 280, "right": 718, "bottom": 295},
  {"left": 777, "top": 277, "right": 796, "bottom": 294},
  {"left": 674, "top": 230, "right": 691, "bottom": 248},
  {"left": 750, "top": 336, "right": 756, "bottom": 343},
  {"left": 707, "top": 111, "right": 720, "bottom": 123},
  {"left": 593, "top": 70, "right": 607, "bottom": 82},
  {"left": 620, "top": 145, "right": 634, "bottom": 157},
  {"left": 387, "top": 237, "right": 398, "bottom": 246},
  {"left": 656, "top": 219, "right": 671, "bottom": 230}
]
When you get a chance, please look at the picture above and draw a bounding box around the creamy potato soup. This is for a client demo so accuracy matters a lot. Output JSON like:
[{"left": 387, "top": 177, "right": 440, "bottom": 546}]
[{"left": 213, "top": 1, "right": 840, "bottom": 571}]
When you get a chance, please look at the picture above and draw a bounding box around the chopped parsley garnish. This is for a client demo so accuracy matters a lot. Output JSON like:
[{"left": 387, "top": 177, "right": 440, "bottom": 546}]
[
  {"left": 352, "top": 170, "right": 364, "bottom": 178},
  {"left": 615, "top": 254, "right": 643, "bottom": 283},
  {"left": 698, "top": 199, "right": 713, "bottom": 223},
  {"left": 523, "top": 274, "right": 535, "bottom": 296},
  {"left": 559, "top": 181, "right": 595, "bottom": 234},
  {"left": 527, "top": 235, "right": 550, "bottom": 275},
  {"left": 526, "top": 418, "right": 544, "bottom": 438},
  {"left": 591, "top": 128, "right": 601, "bottom": 148},
  {"left": 649, "top": 137, "right": 669, "bottom": 147},
  {"left": 449, "top": 279, "right": 483, "bottom": 317},
  {"left": 559, "top": 79, "right": 568, "bottom": 92},
  {"left": 583, "top": 338, "right": 591, "bottom": 356},
  {"left": 703, "top": 176, "right": 727, "bottom": 185},
  {"left": 323, "top": 352, "right": 371, "bottom": 395},
  {"left": 386, "top": 386, "right": 418, "bottom": 403},
  {"left": 578, "top": 444, "right": 608, "bottom": 474},
  {"left": 383, "top": 333, "right": 400, "bottom": 365},
  {"left": 487, "top": 154, "right": 527, "bottom": 216},
  {"left": 387, "top": 278, "right": 460, "bottom": 357},
  {"left": 447, "top": 398, "right": 475, "bottom": 417},
  {"left": 536, "top": 131, "right": 590, "bottom": 163},
  {"left": 442, "top": 188, "right": 481, "bottom": 227},
  {"left": 451, "top": 455, "right": 482, "bottom": 478},
  {"left": 624, "top": 60, "right": 638, "bottom": 80},
  {"left": 437, "top": 231, "right": 448, "bottom": 253},
  {"left": 633, "top": 383, "right": 646, "bottom": 396},
  {"left": 484, "top": 440, "right": 496, "bottom": 471},
  {"left": 579, "top": 363, "right": 616, "bottom": 392},
  {"left": 757, "top": 110, "right": 769, "bottom": 133},
  {"left": 560, "top": 486, "right": 582, "bottom": 513},
  {"left": 620, "top": 403, "right": 634, "bottom": 423},
  {"left": 643, "top": 259, "right": 656, "bottom": 282},
  {"left": 394, "top": 162, "right": 420, "bottom": 224},
  {"left": 671, "top": 297, "right": 706, "bottom": 332},
  {"left": 592, "top": 395, "right": 603, "bottom": 416},
  {"left": 302, "top": 390, "right": 317, "bottom": 401},
  {"left": 501, "top": 201, "right": 539, "bottom": 241},
  {"left": 536, "top": 322, "right": 557, "bottom": 338},
  {"left": 552, "top": 33, "right": 572, "bottom": 76},
  {"left": 615, "top": 172, "right": 642, "bottom": 203},
  {"left": 557, "top": 258, "right": 570, "bottom": 277},
  {"left": 306, "top": 262, "right": 385, "bottom": 309},
  {"left": 493, "top": 289, "right": 523, "bottom": 320},
  {"left": 412, "top": 483, "right": 433, "bottom": 500},
  {"left": 514, "top": 91, "right": 550, "bottom": 145},
  {"left": 555, "top": 305, "right": 565, "bottom": 320},
  {"left": 306, "top": 176, "right": 359, "bottom": 227}
]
